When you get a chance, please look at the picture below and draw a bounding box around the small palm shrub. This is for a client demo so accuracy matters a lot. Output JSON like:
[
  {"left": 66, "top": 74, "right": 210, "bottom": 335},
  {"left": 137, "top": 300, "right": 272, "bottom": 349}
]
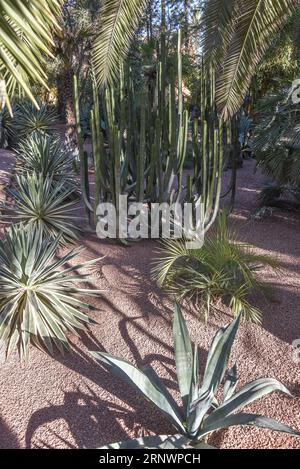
[
  {"left": 92, "top": 303, "right": 299, "bottom": 449},
  {"left": 3, "top": 173, "right": 80, "bottom": 243},
  {"left": 152, "top": 213, "right": 279, "bottom": 323},
  {"left": 12, "top": 102, "right": 59, "bottom": 142},
  {"left": 15, "top": 133, "right": 75, "bottom": 186},
  {"left": 0, "top": 225, "right": 102, "bottom": 360}
]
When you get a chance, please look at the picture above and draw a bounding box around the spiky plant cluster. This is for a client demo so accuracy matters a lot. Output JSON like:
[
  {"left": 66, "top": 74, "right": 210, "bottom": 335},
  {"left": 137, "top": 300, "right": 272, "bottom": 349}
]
[
  {"left": 152, "top": 213, "right": 279, "bottom": 323},
  {"left": 15, "top": 133, "right": 75, "bottom": 187},
  {"left": 0, "top": 226, "right": 102, "bottom": 360},
  {"left": 10, "top": 102, "right": 59, "bottom": 144},
  {"left": 3, "top": 173, "right": 80, "bottom": 243}
]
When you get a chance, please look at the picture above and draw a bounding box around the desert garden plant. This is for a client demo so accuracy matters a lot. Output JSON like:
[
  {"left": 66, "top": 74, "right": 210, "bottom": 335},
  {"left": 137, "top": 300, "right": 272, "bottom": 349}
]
[
  {"left": 92, "top": 303, "right": 300, "bottom": 449},
  {"left": 10, "top": 102, "right": 59, "bottom": 143},
  {"left": 0, "top": 225, "right": 102, "bottom": 360},
  {"left": 15, "top": 133, "right": 75, "bottom": 187},
  {"left": 152, "top": 213, "right": 279, "bottom": 323},
  {"left": 2, "top": 173, "right": 80, "bottom": 243}
]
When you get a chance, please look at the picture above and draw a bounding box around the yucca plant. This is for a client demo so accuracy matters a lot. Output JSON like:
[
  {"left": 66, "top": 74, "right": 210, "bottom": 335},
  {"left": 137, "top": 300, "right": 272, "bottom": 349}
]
[
  {"left": 11, "top": 102, "right": 59, "bottom": 143},
  {"left": 92, "top": 303, "right": 299, "bottom": 449},
  {"left": 152, "top": 213, "right": 279, "bottom": 323},
  {"left": 2, "top": 173, "right": 80, "bottom": 243},
  {"left": 0, "top": 106, "right": 20, "bottom": 148},
  {"left": 15, "top": 133, "right": 75, "bottom": 187},
  {"left": 0, "top": 225, "right": 102, "bottom": 360}
]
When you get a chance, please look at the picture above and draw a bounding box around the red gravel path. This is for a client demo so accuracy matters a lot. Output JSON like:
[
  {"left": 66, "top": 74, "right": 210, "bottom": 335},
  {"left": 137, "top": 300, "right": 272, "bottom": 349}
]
[{"left": 0, "top": 157, "right": 299, "bottom": 449}]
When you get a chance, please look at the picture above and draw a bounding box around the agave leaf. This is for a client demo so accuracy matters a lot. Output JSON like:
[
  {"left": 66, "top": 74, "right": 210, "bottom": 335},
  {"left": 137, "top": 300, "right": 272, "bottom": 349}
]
[
  {"left": 200, "top": 313, "right": 241, "bottom": 395},
  {"left": 198, "top": 412, "right": 300, "bottom": 439},
  {"left": 99, "top": 434, "right": 190, "bottom": 449},
  {"left": 223, "top": 364, "right": 238, "bottom": 401},
  {"left": 188, "top": 388, "right": 214, "bottom": 438},
  {"left": 91, "top": 351, "right": 185, "bottom": 433},
  {"left": 205, "top": 377, "right": 292, "bottom": 426},
  {"left": 173, "top": 302, "right": 193, "bottom": 417}
]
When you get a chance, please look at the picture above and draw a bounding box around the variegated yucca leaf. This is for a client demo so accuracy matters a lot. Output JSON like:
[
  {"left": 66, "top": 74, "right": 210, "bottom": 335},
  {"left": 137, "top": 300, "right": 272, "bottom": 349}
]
[
  {"left": 91, "top": 304, "right": 300, "bottom": 448},
  {"left": 10, "top": 102, "right": 59, "bottom": 144},
  {"left": 0, "top": 225, "right": 102, "bottom": 360},
  {"left": 15, "top": 133, "right": 75, "bottom": 187},
  {"left": 2, "top": 172, "right": 80, "bottom": 243}
]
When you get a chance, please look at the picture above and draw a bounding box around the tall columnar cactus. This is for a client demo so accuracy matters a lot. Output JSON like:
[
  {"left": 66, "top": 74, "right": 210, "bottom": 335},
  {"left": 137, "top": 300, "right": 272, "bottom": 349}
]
[
  {"left": 192, "top": 65, "right": 231, "bottom": 234},
  {"left": 85, "top": 9, "right": 230, "bottom": 239},
  {"left": 73, "top": 75, "right": 92, "bottom": 225}
]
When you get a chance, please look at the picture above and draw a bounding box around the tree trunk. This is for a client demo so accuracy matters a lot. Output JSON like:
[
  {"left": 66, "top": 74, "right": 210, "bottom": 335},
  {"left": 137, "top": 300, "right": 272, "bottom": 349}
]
[{"left": 56, "top": 67, "right": 76, "bottom": 140}]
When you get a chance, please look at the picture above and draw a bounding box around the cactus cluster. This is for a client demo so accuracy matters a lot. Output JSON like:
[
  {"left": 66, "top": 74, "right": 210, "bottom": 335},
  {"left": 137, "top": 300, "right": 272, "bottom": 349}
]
[{"left": 74, "top": 20, "right": 232, "bottom": 237}]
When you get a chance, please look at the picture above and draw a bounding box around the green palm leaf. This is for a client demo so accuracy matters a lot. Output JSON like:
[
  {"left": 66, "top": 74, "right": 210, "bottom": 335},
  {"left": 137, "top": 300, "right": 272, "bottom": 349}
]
[
  {"left": 203, "top": 0, "right": 298, "bottom": 119},
  {"left": 92, "top": 0, "right": 148, "bottom": 89},
  {"left": 0, "top": 0, "right": 62, "bottom": 108}
]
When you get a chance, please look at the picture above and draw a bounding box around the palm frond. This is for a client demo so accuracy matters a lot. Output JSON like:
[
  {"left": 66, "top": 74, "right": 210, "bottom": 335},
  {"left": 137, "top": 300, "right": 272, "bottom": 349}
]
[
  {"left": 0, "top": 0, "right": 62, "bottom": 108},
  {"left": 215, "top": 0, "right": 298, "bottom": 119},
  {"left": 92, "top": 0, "right": 148, "bottom": 89},
  {"left": 152, "top": 213, "right": 279, "bottom": 323}
]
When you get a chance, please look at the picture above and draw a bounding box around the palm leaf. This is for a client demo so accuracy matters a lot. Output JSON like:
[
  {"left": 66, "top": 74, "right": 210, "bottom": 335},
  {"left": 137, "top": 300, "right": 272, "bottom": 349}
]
[
  {"left": 0, "top": 0, "right": 62, "bottom": 108},
  {"left": 215, "top": 0, "right": 298, "bottom": 119},
  {"left": 92, "top": 0, "right": 148, "bottom": 89}
]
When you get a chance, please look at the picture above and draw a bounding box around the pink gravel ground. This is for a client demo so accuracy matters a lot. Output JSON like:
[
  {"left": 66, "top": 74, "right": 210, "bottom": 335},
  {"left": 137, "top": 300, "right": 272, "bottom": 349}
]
[{"left": 0, "top": 156, "right": 299, "bottom": 449}]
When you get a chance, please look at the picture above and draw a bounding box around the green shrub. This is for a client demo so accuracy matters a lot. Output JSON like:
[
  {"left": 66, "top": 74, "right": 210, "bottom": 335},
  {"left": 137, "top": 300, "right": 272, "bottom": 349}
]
[
  {"left": 0, "top": 225, "right": 102, "bottom": 360},
  {"left": 92, "top": 303, "right": 299, "bottom": 449},
  {"left": 152, "top": 213, "right": 279, "bottom": 323},
  {"left": 3, "top": 173, "right": 80, "bottom": 243}
]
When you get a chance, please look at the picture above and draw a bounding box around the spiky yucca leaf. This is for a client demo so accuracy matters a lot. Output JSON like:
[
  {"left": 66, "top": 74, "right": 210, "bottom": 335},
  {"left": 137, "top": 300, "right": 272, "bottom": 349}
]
[
  {"left": 92, "top": 305, "right": 300, "bottom": 448},
  {"left": 92, "top": 0, "right": 149, "bottom": 89},
  {"left": 0, "top": 1, "right": 62, "bottom": 109},
  {"left": 0, "top": 225, "right": 102, "bottom": 360},
  {"left": 2, "top": 173, "right": 80, "bottom": 243},
  {"left": 11, "top": 102, "right": 59, "bottom": 143},
  {"left": 15, "top": 133, "right": 75, "bottom": 186},
  {"left": 152, "top": 213, "right": 279, "bottom": 323}
]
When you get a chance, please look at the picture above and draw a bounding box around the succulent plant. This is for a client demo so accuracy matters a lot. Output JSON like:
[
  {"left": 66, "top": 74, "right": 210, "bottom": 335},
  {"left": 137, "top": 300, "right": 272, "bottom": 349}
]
[{"left": 91, "top": 303, "right": 299, "bottom": 449}]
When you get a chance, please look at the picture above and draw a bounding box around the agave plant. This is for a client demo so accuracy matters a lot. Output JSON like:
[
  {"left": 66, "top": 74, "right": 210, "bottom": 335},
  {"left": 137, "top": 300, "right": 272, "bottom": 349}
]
[
  {"left": 11, "top": 102, "right": 59, "bottom": 143},
  {"left": 152, "top": 213, "right": 279, "bottom": 323},
  {"left": 0, "top": 225, "right": 102, "bottom": 360},
  {"left": 2, "top": 173, "right": 80, "bottom": 243},
  {"left": 92, "top": 303, "right": 299, "bottom": 449},
  {"left": 15, "top": 133, "right": 75, "bottom": 187}
]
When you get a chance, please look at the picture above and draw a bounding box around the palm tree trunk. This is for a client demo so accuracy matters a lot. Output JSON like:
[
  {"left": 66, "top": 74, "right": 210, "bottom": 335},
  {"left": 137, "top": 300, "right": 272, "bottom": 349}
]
[{"left": 56, "top": 67, "right": 76, "bottom": 139}]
